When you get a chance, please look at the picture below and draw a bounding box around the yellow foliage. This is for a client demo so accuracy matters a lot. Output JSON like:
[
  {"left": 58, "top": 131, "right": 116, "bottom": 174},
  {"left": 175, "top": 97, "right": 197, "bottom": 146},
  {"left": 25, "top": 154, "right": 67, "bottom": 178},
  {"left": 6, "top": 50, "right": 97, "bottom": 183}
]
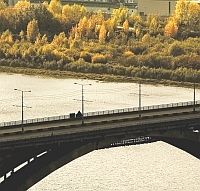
[
  {"left": 62, "top": 4, "right": 86, "bottom": 24},
  {"left": 123, "top": 51, "right": 134, "bottom": 57},
  {"left": 26, "top": 19, "right": 39, "bottom": 42},
  {"left": 123, "top": 20, "right": 129, "bottom": 34},
  {"left": 0, "top": 30, "right": 13, "bottom": 43},
  {"left": 164, "top": 19, "right": 178, "bottom": 38},
  {"left": 142, "top": 33, "right": 151, "bottom": 43},
  {"left": 14, "top": 0, "right": 30, "bottom": 10},
  {"left": 92, "top": 54, "right": 107, "bottom": 64},
  {"left": 48, "top": 0, "right": 62, "bottom": 16},
  {"left": 0, "top": 0, "right": 7, "bottom": 10},
  {"left": 99, "top": 23, "right": 107, "bottom": 44}
]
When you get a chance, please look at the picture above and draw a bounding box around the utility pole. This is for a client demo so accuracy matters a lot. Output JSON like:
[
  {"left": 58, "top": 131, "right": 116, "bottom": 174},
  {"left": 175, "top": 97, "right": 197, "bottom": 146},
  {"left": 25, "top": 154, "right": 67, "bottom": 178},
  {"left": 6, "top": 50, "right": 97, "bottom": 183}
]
[
  {"left": 139, "top": 82, "right": 141, "bottom": 118},
  {"left": 193, "top": 78, "right": 196, "bottom": 112},
  {"left": 74, "top": 83, "right": 91, "bottom": 125},
  {"left": 14, "top": 89, "right": 31, "bottom": 131},
  {"left": 139, "top": 64, "right": 142, "bottom": 118}
]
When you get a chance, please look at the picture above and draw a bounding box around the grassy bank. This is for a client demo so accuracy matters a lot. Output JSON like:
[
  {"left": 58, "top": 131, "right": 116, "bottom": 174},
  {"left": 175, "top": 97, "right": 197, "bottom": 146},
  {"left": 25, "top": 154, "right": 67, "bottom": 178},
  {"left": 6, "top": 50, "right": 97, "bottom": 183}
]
[{"left": 0, "top": 66, "right": 198, "bottom": 89}]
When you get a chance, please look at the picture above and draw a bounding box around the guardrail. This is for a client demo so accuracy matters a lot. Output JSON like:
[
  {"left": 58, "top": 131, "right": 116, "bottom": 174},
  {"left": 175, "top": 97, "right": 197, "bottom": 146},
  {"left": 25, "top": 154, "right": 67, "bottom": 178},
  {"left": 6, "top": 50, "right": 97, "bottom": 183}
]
[
  {"left": 0, "top": 100, "right": 199, "bottom": 128},
  {"left": 1, "top": 115, "right": 199, "bottom": 147}
]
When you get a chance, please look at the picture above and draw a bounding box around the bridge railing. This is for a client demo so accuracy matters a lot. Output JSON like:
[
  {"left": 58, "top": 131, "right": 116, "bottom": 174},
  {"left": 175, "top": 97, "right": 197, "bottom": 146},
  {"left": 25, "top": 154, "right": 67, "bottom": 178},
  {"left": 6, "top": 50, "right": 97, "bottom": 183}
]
[{"left": 0, "top": 100, "right": 199, "bottom": 127}]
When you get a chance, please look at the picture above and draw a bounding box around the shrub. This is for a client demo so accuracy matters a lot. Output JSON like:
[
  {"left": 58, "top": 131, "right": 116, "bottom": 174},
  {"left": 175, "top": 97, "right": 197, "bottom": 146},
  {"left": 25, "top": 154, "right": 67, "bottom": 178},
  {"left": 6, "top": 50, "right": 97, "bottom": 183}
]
[
  {"left": 92, "top": 54, "right": 107, "bottom": 64},
  {"left": 123, "top": 51, "right": 134, "bottom": 57},
  {"left": 168, "top": 42, "right": 185, "bottom": 57},
  {"left": 80, "top": 51, "right": 92, "bottom": 62}
]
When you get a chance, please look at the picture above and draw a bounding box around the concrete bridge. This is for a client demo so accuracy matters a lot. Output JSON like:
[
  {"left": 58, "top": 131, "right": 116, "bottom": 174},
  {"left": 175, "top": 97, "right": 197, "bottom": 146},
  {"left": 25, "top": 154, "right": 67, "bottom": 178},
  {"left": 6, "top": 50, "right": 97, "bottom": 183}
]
[{"left": 0, "top": 101, "right": 200, "bottom": 190}]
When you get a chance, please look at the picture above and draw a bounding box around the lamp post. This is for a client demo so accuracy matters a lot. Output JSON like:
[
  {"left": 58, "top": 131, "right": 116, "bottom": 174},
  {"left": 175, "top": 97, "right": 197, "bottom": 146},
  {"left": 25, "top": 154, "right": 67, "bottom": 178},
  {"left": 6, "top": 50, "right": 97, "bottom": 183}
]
[
  {"left": 138, "top": 63, "right": 142, "bottom": 118},
  {"left": 74, "top": 83, "right": 91, "bottom": 125},
  {"left": 139, "top": 82, "right": 141, "bottom": 118},
  {"left": 193, "top": 76, "right": 196, "bottom": 112},
  {"left": 14, "top": 89, "right": 31, "bottom": 131}
]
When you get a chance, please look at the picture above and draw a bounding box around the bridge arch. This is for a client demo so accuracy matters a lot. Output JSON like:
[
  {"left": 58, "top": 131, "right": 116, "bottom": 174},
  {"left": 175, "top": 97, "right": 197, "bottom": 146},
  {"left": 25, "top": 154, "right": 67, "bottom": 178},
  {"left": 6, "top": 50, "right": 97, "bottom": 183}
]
[
  {"left": 1, "top": 101, "right": 200, "bottom": 190},
  {"left": 147, "top": 129, "right": 200, "bottom": 159},
  {"left": 0, "top": 129, "right": 199, "bottom": 191}
]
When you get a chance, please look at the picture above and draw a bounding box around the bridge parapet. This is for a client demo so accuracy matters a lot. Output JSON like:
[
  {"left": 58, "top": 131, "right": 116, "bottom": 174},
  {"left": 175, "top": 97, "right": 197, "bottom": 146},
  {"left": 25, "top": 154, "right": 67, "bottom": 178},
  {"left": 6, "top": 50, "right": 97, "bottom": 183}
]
[
  {"left": 0, "top": 100, "right": 199, "bottom": 128},
  {"left": 0, "top": 111, "right": 199, "bottom": 151},
  {"left": 0, "top": 107, "right": 199, "bottom": 141}
]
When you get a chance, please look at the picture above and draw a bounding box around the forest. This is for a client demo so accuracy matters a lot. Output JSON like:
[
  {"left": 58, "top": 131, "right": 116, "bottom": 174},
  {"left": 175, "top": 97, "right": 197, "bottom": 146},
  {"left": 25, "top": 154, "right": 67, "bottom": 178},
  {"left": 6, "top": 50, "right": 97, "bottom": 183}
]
[{"left": 0, "top": 0, "right": 200, "bottom": 84}]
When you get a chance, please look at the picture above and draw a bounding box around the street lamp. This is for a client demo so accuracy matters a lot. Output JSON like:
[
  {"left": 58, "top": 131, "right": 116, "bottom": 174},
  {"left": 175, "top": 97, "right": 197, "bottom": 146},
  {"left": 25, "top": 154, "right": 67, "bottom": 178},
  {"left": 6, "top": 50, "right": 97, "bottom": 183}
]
[
  {"left": 139, "top": 81, "right": 141, "bottom": 118},
  {"left": 193, "top": 74, "right": 196, "bottom": 112},
  {"left": 74, "top": 83, "right": 91, "bottom": 125},
  {"left": 14, "top": 89, "right": 31, "bottom": 131},
  {"left": 138, "top": 63, "right": 142, "bottom": 118}
]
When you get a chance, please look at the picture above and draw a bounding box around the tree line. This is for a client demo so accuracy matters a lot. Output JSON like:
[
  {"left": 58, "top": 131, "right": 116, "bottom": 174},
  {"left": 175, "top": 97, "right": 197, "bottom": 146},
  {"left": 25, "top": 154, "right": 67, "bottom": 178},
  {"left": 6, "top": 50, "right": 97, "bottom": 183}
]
[{"left": 0, "top": 0, "right": 200, "bottom": 83}]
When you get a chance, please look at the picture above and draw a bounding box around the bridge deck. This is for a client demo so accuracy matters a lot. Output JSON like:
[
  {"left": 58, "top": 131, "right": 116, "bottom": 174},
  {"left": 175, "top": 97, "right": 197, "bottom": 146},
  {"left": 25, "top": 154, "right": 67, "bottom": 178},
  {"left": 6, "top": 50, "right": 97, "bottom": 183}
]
[{"left": 0, "top": 105, "right": 199, "bottom": 143}]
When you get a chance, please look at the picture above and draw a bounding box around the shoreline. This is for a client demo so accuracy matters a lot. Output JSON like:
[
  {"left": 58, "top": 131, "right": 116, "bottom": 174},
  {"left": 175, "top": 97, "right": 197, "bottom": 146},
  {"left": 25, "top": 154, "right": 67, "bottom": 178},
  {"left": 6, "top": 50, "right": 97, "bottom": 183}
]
[{"left": 0, "top": 66, "right": 197, "bottom": 89}]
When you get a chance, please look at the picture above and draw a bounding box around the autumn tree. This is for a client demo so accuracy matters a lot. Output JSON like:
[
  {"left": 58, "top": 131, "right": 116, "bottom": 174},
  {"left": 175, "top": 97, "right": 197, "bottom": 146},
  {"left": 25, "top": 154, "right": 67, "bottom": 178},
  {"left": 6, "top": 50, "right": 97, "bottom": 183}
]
[
  {"left": 187, "top": 1, "right": 200, "bottom": 29},
  {"left": 19, "top": 30, "right": 25, "bottom": 41},
  {"left": 168, "top": 41, "right": 185, "bottom": 56},
  {"left": 99, "top": 23, "right": 107, "bottom": 44},
  {"left": 142, "top": 33, "right": 151, "bottom": 44},
  {"left": 134, "top": 22, "right": 142, "bottom": 39},
  {"left": 174, "top": 0, "right": 200, "bottom": 27},
  {"left": 33, "top": 3, "right": 57, "bottom": 34},
  {"left": 164, "top": 18, "right": 178, "bottom": 38},
  {"left": 123, "top": 20, "right": 129, "bottom": 34},
  {"left": 48, "top": 0, "right": 62, "bottom": 16},
  {"left": 62, "top": 4, "right": 86, "bottom": 25},
  {"left": 104, "top": 18, "right": 115, "bottom": 40},
  {"left": 14, "top": 0, "right": 31, "bottom": 10},
  {"left": 27, "top": 19, "right": 40, "bottom": 42},
  {"left": 78, "top": 16, "right": 88, "bottom": 38},
  {"left": 129, "top": 13, "right": 142, "bottom": 27},
  {"left": 51, "top": 32, "right": 69, "bottom": 48},
  {"left": 86, "top": 15, "right": 98, "bottom": 39},
  {"left": 111, "top": 7, "right": 128, "bottom": 25},
  {"left": 0, "top": 0, "right": 6, "bottom": 10},
  {"left": 0, "top": 29, "right": 13, "bottom": 43}
]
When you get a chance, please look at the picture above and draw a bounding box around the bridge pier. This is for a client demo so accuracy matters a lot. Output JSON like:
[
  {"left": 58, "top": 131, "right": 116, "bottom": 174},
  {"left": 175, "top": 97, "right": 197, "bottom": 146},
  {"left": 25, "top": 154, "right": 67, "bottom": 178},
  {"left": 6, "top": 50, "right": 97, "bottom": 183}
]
[
  {"left": 149, "top": 129, "right": 200, "bottom": 159},
  {"left": 162, "top": 137, "right": 200, "bottom": 159}
]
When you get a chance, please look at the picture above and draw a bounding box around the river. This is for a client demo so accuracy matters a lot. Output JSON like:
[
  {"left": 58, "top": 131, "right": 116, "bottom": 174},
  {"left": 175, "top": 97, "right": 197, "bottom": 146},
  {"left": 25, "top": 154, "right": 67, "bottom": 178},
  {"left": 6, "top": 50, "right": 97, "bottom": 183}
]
[{"left": 0, "top": 73, "right": 199, "bottom": 190}]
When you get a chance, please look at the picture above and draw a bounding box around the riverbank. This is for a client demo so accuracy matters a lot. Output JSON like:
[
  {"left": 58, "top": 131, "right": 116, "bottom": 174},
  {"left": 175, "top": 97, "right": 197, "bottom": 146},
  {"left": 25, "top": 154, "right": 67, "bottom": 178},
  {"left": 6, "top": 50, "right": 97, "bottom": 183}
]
[{"left": 0, "top": 66, "right": 198, "bottom": 89}]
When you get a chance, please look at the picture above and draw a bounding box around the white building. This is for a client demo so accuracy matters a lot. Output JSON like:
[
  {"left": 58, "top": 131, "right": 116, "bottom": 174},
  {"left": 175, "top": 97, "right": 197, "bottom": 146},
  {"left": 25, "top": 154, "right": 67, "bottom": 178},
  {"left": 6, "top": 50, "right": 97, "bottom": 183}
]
[
  {"left": 137, "top": 0, "right": 177, "bottom": 16},
  {"left": 137, "top": 0, "right": 200, "bottom": 16}
]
